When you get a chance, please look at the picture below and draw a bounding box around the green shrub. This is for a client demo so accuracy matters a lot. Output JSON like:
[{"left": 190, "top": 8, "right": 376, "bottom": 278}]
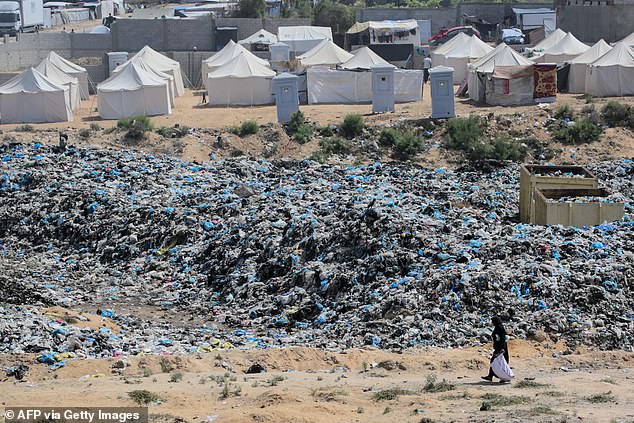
[
  {"left": 15, "top": 124, "right": 34, "bottom": 132},
  {"left": 287, "top": 111, "right": 306, "bottom": 133},
  {"left": 372, "top": 387, "right": 415, "bottom": 401},
  {"left": 128, "top": 390, "right": 162, "bottom": 405},
  {"left": 319, "top": 125, "right": 335, "bottom": 137},
  {"left": 378, "top": 128, "right": 400, "bottom": 147},
  {"left": 89, "top": 123, "right": 101, "bottom": 131},
  {"left": 124, "top": 120, "right": 151, "bottom": 141},
  {"left": 239, "top": 120, "right": 259, "bottom": 135},
  {"left": 293, "top": 124, "right": 313, "bottom": 143},
  {"left": 117, "top": 115, "right": 153, "bottom": 132},
  {"left": 582, "top": 93, "right": 594, "bottom": 103},
  {"left": 393, "top": 132, "right": 422, "bottom": 160},
  {"left": 489, "top": 136, "right": 527, "bottom": 161},
  {"left": 601, "top": 101, "right": 631, "bottom": 127},
  {"left": 78, "top": 128, "right": 92, "bottom": 140},
  {"left": 308, "top": 150, "right": 329, "bottom": 163},
  {"left": 169, "top": 372, "right": 183, "bottom": 383},
  {"left": 554, "top": 104, "right": 574, "bottom": 120},
  {"left": 423, "top": 374, "right": 456, "bottom": 393},
  {"left": 156, "top": 125, "right": 189, "bottom": 138},
  {"left": 230, "top": 148, "right": 244, "bottom": 157},
  {"left": 341, "top": 114, "right": 364, "bottom": 138},
  {"left": 319, "top": 136, "right": 350, "bottom": 156},
  {"left": 446, "top": 116, "right": 482, "bottom": 150},
  {"left": 553, "top": 118, "right": 602, "bottom": 145}
]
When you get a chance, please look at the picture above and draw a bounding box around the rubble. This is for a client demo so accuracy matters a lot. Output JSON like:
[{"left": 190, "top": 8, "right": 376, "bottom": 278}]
[{"left": 0, "top": 143, "right": 633, "bottom": 362}]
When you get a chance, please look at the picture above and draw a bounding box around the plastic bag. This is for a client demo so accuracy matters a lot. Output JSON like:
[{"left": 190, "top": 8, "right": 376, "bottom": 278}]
[{"left": 491, "top": 353, "right": 514, "bottom": 381}]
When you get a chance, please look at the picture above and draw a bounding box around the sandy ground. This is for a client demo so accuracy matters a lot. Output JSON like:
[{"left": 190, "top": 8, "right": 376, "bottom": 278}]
[{"left": 2, "top": 340, "right": 633, "bottom": 423}]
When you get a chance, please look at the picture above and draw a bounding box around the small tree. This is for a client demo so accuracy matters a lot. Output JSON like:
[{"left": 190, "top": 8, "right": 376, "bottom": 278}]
[
  {"left": 313, "top": 0, "right": 355, "bottom": 36},
  {"left": 234, "top": 0, "right": 265, "bottom": 18}
]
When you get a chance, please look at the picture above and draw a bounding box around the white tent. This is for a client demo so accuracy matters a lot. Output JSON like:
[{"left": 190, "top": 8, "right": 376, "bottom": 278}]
[
  {"left": 298, "top": 39, "right": 354, "bottom": 67},
  {"left": 434, "top": 35, "right": 494, "bottom": 84},
  {"left": 114, "top": 55, "right": 176, "bottom": 108},
  {"left": 532, "top": 28, "right": 566, "bottom": 51},
  {"left": 130, "top": 46, "right": 185, "bottom": 96},
  {"left": 619, "top": 31, "right": 634, "bottom": 46},
  {"left": 239, "top": 29, "right": 278, "bottom": 47},
  {"left": 0, "top": 68, "right": 72, "bottom": 124},
  {"left": 278, "top": 26, "right": 332, "bottom": 54},
  {"left": 430, "top": 32, "right": 470, "bottom": 64},
  {"left": 484, "top": 65, "right": 535, "bottom": 106},
  {"left": 97, "top": 62, "right": 171, "bottom": 119},
  {"left": 586, "top": 42, "right": 634, "bottom": 97},
  {"left": 340, "top": 47, "right": 391, "bottom": 70},
  {"left": 533, "top": 32, "right": 589, "bottom": 63},
  {"left": 206, "top": 53, "right": 276, "bottom": 106},
  {"left": 35, "top": 60, "right": 81, "bottom": 111},
  {"left": 202, "top": 40, "right": 269, "bottom": 80},
  {"left": 468, "top": 43, "right": 532, "bottom": 102},
  {"left": 567, "top": 39, "right": 612, "bottom": 94},
  {"left": 307, "top": 68, "right": 423, "bottom": 104},
  {"left": 42, "top": 51, "right": 89, "bottom": 100}
]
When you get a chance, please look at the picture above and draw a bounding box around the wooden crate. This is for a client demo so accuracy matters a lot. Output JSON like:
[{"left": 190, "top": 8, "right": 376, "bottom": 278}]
[
  {"left": 519, "top": 164, "right": 598, "bottom": 224},
  {"left": 534, "top": 188, "right": 624, "bottom": 227}
]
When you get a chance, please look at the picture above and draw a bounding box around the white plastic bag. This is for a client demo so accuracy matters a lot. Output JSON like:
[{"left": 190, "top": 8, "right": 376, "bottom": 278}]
[{"left": 491, "top": 353, "right": 514, "bottom": 382}]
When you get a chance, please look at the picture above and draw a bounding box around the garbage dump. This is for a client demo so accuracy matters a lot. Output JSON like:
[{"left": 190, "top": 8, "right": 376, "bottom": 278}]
[{"left": 1, "top": 143, "right": 633, "bottom": 364}]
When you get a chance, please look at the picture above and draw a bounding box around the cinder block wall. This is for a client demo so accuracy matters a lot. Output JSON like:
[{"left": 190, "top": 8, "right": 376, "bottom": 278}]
[
  {"left": 558, "top": 5, "right": 634, "bottom": 42},
  {"left": 215, "top": 17, "right": 311, "bottom": 41}
]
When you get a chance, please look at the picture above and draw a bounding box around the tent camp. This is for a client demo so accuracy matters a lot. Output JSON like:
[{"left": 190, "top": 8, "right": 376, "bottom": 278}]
[
  {"left": 278, "top": 26, "right": 332, "bottom": 54},
  {"left": 0, "top": 68, "right": 73, "bottom": 124},
  {"left": 586, "top": 42, "right": 634, "bottom": 97},
  {"left": 206, "top": 52, "right": 276, "bottom": 106},
  {"left": 298, "top": 39, "right": 354, "bottom": 67},
  {"left": 483, "top": 65, "right": 534, "bottom": 106},
  {"left": 202, "top": 40, "right": 269, "bottom": 81},
  {"left": 533, "top": 32, "right": 588, "bottom": 63},
  {"left": 345, "top": 19, "right": 419, "bottom": 48},
  {"left": 114, "top": 55, "right": 177, "bottom": 108},
  {"left": 433, "top": 35, "right": 493, "bottom": 83},
  {"left": 35, "top": 60, "right": 81, "bottom": 111},
  {"left": 239, "top": 29, "right": 278, "bottom": 50},
  {"left": 532, "top": 28, "right": 566, "bottom": 51},
  {"left": 130, "top": 46, "right": 185, "bottom": 96},
  {"left": 567, "top": 39, "right": 612, "bottom": 94},
  {"left": 97, "top": 62, "right": 171, "bottom": 119},
  {"left": 468, "top": 43, "right": 532, "bottom": 102},
  {"left": 341, "top": 46, "right": 391, "bottom": 70},
  {"left": 41, "top": 51, "right": 89, "bottom": 100},
  {"left": 307, "top": 67, "right": 423, "bottom": 104}
]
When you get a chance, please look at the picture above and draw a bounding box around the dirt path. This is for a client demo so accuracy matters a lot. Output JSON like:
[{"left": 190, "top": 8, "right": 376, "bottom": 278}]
[{"left": 2, "top": 342, "right": 633, "bottom": 423}]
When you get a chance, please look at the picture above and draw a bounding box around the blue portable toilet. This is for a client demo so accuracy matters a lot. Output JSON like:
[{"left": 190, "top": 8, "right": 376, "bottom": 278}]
[
  {"left": 371, "top": 63, "right": 396, "bottom": 113},
  {"left": 430, "top": 65, "right": 455, "bottom": 118},
  {"left": 272, "top": 73, "right": 299, "bottom": 124}
]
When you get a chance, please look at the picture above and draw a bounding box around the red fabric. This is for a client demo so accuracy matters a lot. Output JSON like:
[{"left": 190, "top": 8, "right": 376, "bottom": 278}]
[{"left": 533, "top": 64, "right": 557, "bottom": 99}]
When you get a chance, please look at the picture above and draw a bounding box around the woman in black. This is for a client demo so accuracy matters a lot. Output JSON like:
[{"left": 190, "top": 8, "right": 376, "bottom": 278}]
[{"left": 481, "top": 316, "right": 509, "bottom": 381}]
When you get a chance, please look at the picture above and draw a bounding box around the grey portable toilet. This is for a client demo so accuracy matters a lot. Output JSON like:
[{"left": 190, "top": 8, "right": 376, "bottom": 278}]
[
  {"left": 270, "top": 42, "right": 290, "bottom": 63},
  {"left": 272, "top": 73, "right": 299, "bottom": 124},
  {"left": 371, "top": 63, "right": 396, "bottom": 113},
  {"left": 107, "top": 52, "right": 129, "bottom": 76},
  {"left": 430, "top": 65, "right": 455, "bottom": 118}
]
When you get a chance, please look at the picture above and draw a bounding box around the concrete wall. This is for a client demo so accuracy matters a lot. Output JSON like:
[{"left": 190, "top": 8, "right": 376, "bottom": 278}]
[
  {"left": 111, "top": 16, "right": 214, "bottom": 52},
  {"left": 558, "top": 5, "right": 634, "bottom": 42}
]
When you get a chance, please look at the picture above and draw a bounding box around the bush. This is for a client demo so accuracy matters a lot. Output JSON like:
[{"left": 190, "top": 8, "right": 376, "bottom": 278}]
[
  {"left": 583, "top": 93, "right": 594, "bottom": 103},
  {"left": 379, "top": 128, "right": 422, "bottom": 160},
  {"left": 15, "top": 124, "right": 34, "bottom": 132},
  {"left": 319, "top": 136, "right": 350, "bottom": 156},
  {"left": 124, "top": 121, "right": 151, "bottom": 141},
  {"left": 553, "top": 118, "right": 602, "bottom": 145},
  {"left": 117, "top": 115, "right": 153, "bottom": 132},
  {"left": 239, "top": 120, "right": 259, "bottom": 136},
  {"left": 489, "top": 136, "right": 527, "bottom": 161},
  {"left": 308, "top": 150, "right": 329, "bottom": 163},
  {"left": 341, "top": 114, "right": 364, "bottom": 138},
  {"left": 554, "top": 104, "right": 574, "bottom": 120},
  {"left": 319, "top": 125, "right": 336, "bottom": 137},
  {"left": 89, "top": 123, "right": 101, "bottom": 131},
  {"left": 446, "top": 116, "right": 482, "bottom": 150},
  {"left": 287, "top": 111, "right": 313, "bottom": 143},
  {"left": 378, "top": 128, "right": 400, "bottom": 147},
  {"left": 128, "top": 390, "right": 162, "bottom": 405},
  {"left": 78, "top": 128, "right": 92, "bottom": 140},
  {"left": 601, "top": 101, "right": 631, "bottom": 127},
  {"left": 287, "top": 111, "right": 306, "bottom": 133},
  {"left": 156, "top": 125, "right": 190, "bottom": 138}
]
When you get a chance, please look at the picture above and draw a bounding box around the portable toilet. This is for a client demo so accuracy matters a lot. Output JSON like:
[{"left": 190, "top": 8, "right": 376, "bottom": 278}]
[
  {"left": 371, "top": 63, "right": 396, "bottom": 113},
  {"left": 270, "top": 42, "right": 290, "bottom": 62},
  {"left": 430, "top": 66, "right": 455, "bottom": 118},
  {"left": 272, "top": 73, "right": 299, "bottom": 124},
  {"left": 107, "top": 52, "right": 129, "bottom": 75}
]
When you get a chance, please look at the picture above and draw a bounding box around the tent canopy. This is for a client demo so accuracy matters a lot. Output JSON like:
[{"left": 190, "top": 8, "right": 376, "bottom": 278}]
[
  {"left": 589, "top": 41, "right": 634, "bottom": 66},
  {"left": 533, "top": 28, "right": 566, "bottom": 51},
  {"left": 470, "top": 43, "right": 532, "bottom": 73},
  {"left": 570, "top": 39, "right": 612, "bottom": 64},
  {"left": 239, "top": 29, "right": 278, "bottom": 46},
  {"left": 207, "top": 53, "right": 275, "bottom": 79},
  {"left": 619, "top": 31, "right": 634, "bottom": 45},
  {"left": 35, "top": 60, "right": 81, "bottom": 110},
  {"left": 298, "top": 39, "right": 354, "bottom": 66},
  {"left": 443, "top": 34, "right": 493, "bottom": 59},
  {"left": 99, "top": 62, "right": 168, "bottom": 92},
  {"left": 346, "top": 19, "right": 418, "bottom": 34},
  {"left": 129, "top": 46, "right": 185, "bottom": 95},
  {"left": 44, "top": 51, "right": 86, "bottom": 74},
  {"left": 278, "top": 26, "right": 332, "bottom": 42},
  {"left": 535, "top": 32, "right": 588, "bottom": 62},
  {"left": 0, "top": 67, "right": 66, "bottom": 94},
  {"left": 203, "top": 40, "right": 269, "bottom": 68},
  {"left": 432, "top": 32, "right": 471, "bottom": 56},
  {"left": 586, "top": 42, "right": 634, "bottom": 97},
  {"left": 341, "top": 46, "right": 392, "bottom": 70}
]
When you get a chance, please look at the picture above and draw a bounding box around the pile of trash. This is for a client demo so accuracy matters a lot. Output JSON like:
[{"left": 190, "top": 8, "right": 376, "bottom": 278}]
[{"left": 1, "top": 143, "right": 633, "bottom": 362}]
